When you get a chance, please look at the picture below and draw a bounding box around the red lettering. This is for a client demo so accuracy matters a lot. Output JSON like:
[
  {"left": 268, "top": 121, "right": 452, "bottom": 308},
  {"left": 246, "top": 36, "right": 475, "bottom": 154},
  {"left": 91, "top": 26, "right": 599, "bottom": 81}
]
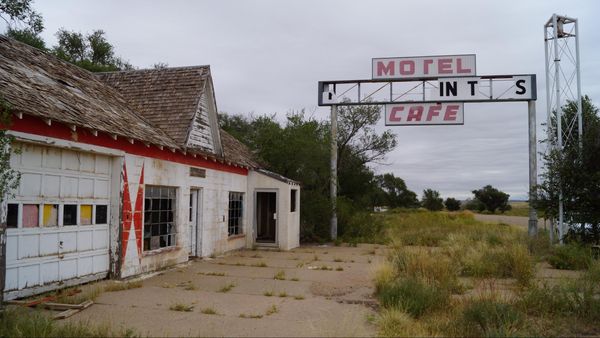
[
  {"left": 399, "top": 60, "right": 415, "bottom": 75},
  {"left": 456, "top": 58, "right": 472, "bottom": 74},
  {"left": 427, "top": 105, "right": 441, "bottom": 121},
  {"left": 423, "top": 59, "right": 433, "bottom": 74},
  {"left": 389, "top": 106, "right": 403, "bottom": 121},
  {"left": 407, "top": 106, "right": 423, "bottom": 121},
  {"left": 438, "top": 58, "right": 452, "bottom": 74},
  {"left": 444, "top": 105, "right": 459, "bottom": 120},
  {"left": 377, "top": 61, "right": 395, "bottom": 76}
]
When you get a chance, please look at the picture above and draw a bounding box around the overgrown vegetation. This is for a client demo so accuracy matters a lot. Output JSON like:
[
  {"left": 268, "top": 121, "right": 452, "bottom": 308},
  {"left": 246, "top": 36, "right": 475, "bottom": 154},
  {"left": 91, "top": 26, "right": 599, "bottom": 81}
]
[
  {"left": 536, "top": 96, "right": 600, "bottom": 244},
  {"left": 0, "top": 307, "right": 136, "bottom": 337},
  {"left": 374, "top": 210, "right": 599, "bottom": 336}
]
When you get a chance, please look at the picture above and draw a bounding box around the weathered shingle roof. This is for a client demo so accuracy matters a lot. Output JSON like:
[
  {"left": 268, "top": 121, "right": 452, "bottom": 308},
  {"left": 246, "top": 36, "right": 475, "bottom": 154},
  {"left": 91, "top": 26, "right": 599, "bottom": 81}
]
[
  {"left": 220, "top": 129, "right": 262, "bottom": 168},
  {"left": 0, "top": 35, "right": 179, "bottom": 149},
  {"left": 96, "top": 66, "right": 209, "bottom": 146}
]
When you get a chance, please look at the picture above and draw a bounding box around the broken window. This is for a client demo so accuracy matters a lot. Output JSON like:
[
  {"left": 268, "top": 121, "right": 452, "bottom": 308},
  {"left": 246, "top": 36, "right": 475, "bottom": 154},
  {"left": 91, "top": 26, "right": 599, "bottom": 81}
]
[
  {"left": 143, "top": 186, "right": 176, "bottom": 251},
  {"left": 228, "top": 192, "right": 243, "bottom": 236},
  {"left": 290, "top": 189, "right": 297, "bottom": 212}
]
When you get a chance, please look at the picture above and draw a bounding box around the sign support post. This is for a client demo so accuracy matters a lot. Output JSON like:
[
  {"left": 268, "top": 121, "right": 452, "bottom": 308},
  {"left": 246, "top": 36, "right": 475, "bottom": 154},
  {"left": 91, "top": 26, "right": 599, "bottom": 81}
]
[
  {"left": 528, "top": 100, "right": 538, "bottom": 236},
  {"left": 330, "top": 104, "right": 338, "bottom": 240}
]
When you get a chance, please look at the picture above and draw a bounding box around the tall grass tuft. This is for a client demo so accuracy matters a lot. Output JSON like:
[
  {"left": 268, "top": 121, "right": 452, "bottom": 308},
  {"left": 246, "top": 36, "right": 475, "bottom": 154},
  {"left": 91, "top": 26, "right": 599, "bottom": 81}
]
[
  {"left": 460, "top": 299, "right": 524, "bottom": 337},
  {"left": 377, "top": 277, "right": 449, "bottom": 318}
]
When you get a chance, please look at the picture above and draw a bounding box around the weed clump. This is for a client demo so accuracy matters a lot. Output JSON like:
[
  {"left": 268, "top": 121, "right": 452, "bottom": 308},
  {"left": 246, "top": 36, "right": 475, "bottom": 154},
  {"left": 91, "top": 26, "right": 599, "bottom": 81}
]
[
  {"left": 547, "top": 243, "right": 593, "bottom": 270},
  {"left": 377, "top": 277, "right": 449, "bottom": 318},
  {"left": 460, "top": 299, "right": 524, "bottom": 336}
]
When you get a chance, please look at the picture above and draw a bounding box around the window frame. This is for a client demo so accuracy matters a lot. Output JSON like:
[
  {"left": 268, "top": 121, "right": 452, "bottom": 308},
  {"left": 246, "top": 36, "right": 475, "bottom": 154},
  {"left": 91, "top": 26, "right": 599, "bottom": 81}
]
[
  {"left": 228, "top": 192, "right": 244, "bottom": 237},
  {"left": 142, "top": 185, "right": 177, "bottom": 252},
  {"left": 290, "top": 189, "right": 298, "bottom": 213}
]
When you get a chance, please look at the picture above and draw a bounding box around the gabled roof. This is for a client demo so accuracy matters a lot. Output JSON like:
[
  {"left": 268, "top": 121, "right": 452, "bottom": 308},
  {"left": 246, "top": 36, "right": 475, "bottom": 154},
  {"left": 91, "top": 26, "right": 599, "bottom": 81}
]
[
  {"left": 0, "top": 35, "right": 179, "bottom": 149},
  {"left": 96, "top": 66, "right": 211, "bottom": 148}
]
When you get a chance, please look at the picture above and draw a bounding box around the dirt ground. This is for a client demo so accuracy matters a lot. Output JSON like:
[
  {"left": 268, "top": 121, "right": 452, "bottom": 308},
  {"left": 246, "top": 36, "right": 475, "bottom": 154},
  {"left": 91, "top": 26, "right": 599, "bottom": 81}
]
[{"left": 64, "top": 244, "right": 387, "bottom": 337}]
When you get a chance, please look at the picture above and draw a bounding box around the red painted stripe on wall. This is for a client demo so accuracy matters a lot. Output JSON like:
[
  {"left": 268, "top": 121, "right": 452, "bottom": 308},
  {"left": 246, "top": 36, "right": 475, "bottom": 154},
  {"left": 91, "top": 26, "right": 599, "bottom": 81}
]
[{"left": 7, "top": 115, "right": 249, "bottom": 176}]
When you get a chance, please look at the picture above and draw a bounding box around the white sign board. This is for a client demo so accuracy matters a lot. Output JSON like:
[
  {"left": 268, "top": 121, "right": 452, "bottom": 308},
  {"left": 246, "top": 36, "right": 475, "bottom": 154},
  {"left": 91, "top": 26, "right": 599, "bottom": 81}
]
[
  {"left": 373, "top": 54, "right": 476, "bottom": 80},
  {"left": 385, "top": 102, "right": 464, "bottom": 126},
  {"left": 431, "top": 75, "right": 534, "bottom": 101}
]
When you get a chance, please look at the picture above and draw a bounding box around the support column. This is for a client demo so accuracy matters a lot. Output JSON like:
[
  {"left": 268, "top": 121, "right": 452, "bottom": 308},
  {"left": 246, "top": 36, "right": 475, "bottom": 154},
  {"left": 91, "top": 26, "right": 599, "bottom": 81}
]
[
  {"left": 528, "top": 100, "right": 538, "bottom": 237},
  {"left": 330, "top": 105, "right": 338, "bottom": 240}
]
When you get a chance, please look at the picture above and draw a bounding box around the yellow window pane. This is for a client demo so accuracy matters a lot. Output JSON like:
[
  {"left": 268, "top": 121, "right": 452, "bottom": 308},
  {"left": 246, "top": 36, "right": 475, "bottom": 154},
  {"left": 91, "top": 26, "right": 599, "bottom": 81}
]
[
  {"left": 42, "top": 204, "right": 58, "bottom": 227},
  {"left": 81, "top": 205, "right": 92, "bottom": 225}
]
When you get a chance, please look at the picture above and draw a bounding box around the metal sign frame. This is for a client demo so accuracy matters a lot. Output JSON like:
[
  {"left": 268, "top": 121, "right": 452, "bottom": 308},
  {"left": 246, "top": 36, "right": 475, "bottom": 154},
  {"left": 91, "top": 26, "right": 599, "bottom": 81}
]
[
  {"left": 319, "top": 72, "right": 538, "bottom": 240},
  {"left": 318, "top": 74, "right": 537, "bottom": 106}
]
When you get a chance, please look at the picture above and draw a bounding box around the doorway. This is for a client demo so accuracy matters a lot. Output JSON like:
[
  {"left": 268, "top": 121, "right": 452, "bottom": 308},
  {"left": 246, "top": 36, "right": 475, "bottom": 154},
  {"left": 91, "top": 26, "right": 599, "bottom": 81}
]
[
  {"left": 188, "top": 189, "right": 202, "bottom": 256},
  {"left": 256, "top": 191, "right": 277, "bottom": 243}
]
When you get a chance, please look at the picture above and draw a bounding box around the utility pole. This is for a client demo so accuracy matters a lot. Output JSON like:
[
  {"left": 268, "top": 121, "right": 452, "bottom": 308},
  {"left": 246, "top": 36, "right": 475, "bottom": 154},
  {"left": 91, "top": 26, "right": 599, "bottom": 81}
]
[{"left": 330, "top": 105, "right": 338, "bottom": 240}]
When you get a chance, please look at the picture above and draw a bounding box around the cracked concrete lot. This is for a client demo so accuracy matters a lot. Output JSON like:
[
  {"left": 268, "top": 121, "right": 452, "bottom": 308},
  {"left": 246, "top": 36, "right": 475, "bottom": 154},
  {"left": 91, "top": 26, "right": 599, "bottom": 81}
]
[{"left": 65, "top": 244, "right": 387, "bottom": 337}]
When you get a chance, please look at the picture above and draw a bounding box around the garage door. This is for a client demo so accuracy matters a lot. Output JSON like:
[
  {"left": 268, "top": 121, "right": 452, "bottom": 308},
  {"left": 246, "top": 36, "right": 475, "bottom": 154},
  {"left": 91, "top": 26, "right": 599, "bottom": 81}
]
[{"left": 4, "top": 142, "right": 112, "bottom": 299}]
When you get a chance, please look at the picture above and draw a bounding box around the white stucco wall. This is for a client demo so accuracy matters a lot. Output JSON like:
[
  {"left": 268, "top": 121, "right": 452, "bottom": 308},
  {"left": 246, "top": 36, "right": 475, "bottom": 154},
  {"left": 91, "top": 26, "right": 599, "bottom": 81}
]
[
  {"left": 120, "top": 154, "right": 249, "bottom": 278},
  {"left": 247, "top": 171, "right": 300, "bottom": 251}
]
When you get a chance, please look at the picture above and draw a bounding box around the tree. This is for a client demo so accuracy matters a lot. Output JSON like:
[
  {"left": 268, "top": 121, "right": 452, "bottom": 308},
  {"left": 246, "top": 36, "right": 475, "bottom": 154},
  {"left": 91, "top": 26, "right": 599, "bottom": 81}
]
[
  {"left": 536, "top": 96, "right": 600, "bottom": 243},
  {"left": 376, "top": 173, "right": 419, "bottom": 208},
  {"left": 6, "top": 27, "right": 45, "bottom": 49},
  {"left": 422, "top": 189, "right": 443, "bottom": 211},
  {"left": 444, "top": 197, "right": 461, "bottom": 211},
  {"left": 472, "top": 185, "right": 510, "bottom": 213},
  {"left": 0, "top": 0, "right": 43, "bottom": 34},
  {"left": 1, "top": 0, "right": 45, "bottom": 50},
  {"left": 337, "top": 103, "right": 397, "bottom": 168},
  {"left": 52, "top": 29, "right": 133, "bottom": 72}
]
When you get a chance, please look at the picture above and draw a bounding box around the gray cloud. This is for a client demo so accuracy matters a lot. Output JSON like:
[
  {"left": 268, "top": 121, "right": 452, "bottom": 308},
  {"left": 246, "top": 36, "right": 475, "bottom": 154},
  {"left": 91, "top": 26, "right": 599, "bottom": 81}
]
[{"left": 14, "top": 0, "right": 600, "bottom": 199}]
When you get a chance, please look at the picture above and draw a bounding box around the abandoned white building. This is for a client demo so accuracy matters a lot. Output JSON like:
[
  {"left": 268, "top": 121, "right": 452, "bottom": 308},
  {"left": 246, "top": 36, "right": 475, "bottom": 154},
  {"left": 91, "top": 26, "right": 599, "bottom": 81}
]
[{"left": 0, "top": 36, "right": 300, "bottom": 300}]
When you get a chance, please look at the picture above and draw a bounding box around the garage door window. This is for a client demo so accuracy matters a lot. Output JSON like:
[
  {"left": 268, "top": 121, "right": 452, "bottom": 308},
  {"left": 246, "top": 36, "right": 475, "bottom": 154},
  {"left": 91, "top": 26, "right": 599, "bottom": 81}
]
[
  {"left": 42, "top": 204, "right": 58, "bottom": 227},
  {"left": 6, "top": 204, "right": 18, "bottom": 228},
  {"left": 23, "top": 204, "right": 39, "bottom": 228},
  {"left": 144, "top": 186, "right": 176, "bottom": 251},
  {"left": 95, "top": 205, "right": 108, "bottom": 224},
  {"left": 63, "top": 204, "right": 78, "bottom": 226}
]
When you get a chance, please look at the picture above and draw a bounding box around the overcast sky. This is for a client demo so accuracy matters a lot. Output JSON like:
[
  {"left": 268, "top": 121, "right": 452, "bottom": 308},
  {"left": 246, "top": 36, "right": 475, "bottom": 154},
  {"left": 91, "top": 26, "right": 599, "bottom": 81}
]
[{"left": 17, "top": 0, "right": 600, "bottom": 199}]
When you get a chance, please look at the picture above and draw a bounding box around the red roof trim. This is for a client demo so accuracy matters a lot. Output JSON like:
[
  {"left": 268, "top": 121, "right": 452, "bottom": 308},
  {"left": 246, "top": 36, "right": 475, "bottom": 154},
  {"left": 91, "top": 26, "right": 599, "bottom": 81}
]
[{"left": 7, "top": 115, "right": 248, "bottom": 176}]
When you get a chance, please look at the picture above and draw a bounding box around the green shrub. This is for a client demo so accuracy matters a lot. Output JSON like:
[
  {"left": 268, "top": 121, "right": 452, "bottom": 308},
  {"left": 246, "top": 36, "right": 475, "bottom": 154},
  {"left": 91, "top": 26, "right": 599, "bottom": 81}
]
[
  {"left": 547, "top": 243, "right": 593, "bottom": 270},
  {"left": 461, "top": 299, "right": 524, "bottom": 337},
  {"left": 461, "top": 245, "right": 533, "bottom": 286},
  {"left": 377, "top": 277, "right": 449, "bottom": 318}
]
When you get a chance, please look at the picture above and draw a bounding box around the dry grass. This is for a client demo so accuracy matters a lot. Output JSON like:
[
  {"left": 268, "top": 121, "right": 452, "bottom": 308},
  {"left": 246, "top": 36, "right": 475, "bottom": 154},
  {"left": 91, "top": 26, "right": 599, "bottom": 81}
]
[
  {"left": 104, "top": 280, "right": 143, "bottom": 292},
  {"left": 372, "top": 210, "right": 600, "bottom": 337},
  {"left": 169, "top": 303, "right": 194, "bottom": 312},
  {"left": 263, "top": 291, "right": 274, "bottom": 297},
  {"left": 252, "top": 261, "right": 268, "bottom": 267},
  {"left": 273, "top": 270, "right": 286, "bottom": 280},
  {"left": 239, "top": 313, "right": 263, "bottom": 319},
  {"left": 265, "top": 305, "right": 278, "bottom": 316},
  {"left": 200, "top": 307, "right": 217, "bottom": 315},
  {"left": 218, "top": 282, "right": 236, "bottom": 293},
  {"left": 55, "top": 285, "right": 103, "bottom": 304}
]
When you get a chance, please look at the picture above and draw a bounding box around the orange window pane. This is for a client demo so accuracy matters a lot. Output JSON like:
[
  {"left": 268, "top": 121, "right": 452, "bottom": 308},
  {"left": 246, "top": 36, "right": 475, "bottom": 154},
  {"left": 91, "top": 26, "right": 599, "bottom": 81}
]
[{"left": 81, "top": 205, "right": 92, "bottom": 225}]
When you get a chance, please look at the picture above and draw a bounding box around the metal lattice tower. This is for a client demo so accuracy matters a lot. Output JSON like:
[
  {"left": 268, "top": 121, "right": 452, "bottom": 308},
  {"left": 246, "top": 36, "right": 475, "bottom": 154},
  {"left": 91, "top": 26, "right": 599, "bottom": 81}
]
[{"left": 544, "top": 14, "right": 583, "bottom": 243}]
